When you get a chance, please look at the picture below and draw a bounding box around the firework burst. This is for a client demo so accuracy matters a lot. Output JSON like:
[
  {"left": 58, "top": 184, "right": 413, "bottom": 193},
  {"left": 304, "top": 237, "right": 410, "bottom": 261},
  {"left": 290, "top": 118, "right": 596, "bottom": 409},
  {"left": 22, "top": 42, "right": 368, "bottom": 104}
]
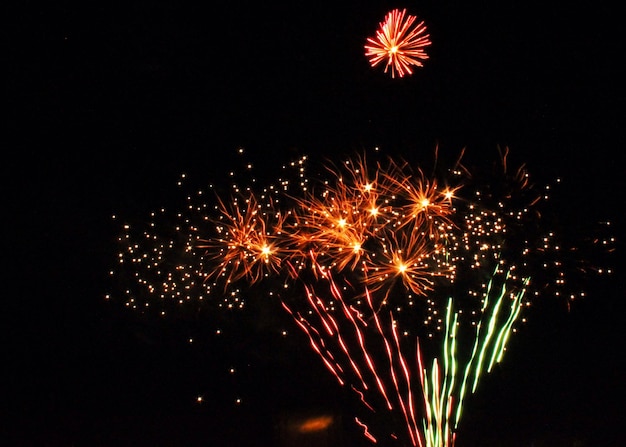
[
  {"left": 365, "top": 9, "right": 432, "bottom": 78},
  {"left": 109, "top": 148, "right": 614, "bottom": 446}
]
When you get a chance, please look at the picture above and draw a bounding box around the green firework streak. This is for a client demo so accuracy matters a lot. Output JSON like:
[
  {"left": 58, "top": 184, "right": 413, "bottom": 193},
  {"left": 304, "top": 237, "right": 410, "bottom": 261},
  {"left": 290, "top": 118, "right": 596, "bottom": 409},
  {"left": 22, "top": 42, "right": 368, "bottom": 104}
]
[{"left": 420, "top": 266, "right": 529, "bottom": 447}]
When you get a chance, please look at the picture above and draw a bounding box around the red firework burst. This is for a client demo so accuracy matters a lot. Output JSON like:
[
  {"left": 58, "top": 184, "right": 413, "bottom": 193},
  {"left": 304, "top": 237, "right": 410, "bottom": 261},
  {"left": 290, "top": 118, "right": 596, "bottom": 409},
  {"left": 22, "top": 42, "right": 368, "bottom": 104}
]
[{"left": 365, "top": 9, "right": 431, "bottom": 78}]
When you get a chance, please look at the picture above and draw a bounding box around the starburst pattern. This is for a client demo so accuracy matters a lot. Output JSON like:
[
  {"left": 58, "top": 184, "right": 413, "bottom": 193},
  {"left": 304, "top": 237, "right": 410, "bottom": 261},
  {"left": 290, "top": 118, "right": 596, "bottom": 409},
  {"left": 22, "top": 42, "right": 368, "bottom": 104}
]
[{"left": 365, "top": 9, "right": 432, "bottom": 78}]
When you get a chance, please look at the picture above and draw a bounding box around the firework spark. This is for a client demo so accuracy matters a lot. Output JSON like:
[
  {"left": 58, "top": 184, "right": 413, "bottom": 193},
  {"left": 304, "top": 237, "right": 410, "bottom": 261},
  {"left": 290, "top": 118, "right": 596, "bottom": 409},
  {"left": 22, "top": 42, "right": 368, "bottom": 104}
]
[{"left": 365, "top": 9, "right": 432, "bottom": 78}]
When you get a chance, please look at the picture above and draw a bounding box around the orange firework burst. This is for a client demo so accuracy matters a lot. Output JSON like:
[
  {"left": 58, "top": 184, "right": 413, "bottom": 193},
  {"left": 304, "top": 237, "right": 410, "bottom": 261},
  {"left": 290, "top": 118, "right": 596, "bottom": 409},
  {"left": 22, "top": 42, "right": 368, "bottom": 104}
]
[
  {"left": 365, "top": 9, "right": 431, "bottom": 78},
  {"left": 365, "top": 230, "right": 438, "bottom": 297},
  {"left": 200, "top": 193, "right": 288, "bottom": 286},
  {"left": 382, "top": 162, "right": 459, "bottom": 237}
]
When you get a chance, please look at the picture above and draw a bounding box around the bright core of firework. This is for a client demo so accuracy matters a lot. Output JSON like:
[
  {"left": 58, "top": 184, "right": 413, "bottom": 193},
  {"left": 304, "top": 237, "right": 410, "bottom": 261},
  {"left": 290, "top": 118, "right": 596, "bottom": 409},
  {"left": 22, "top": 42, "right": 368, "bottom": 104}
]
[{"left": 365, "top": 9, "right": 432, "bottom": 78}]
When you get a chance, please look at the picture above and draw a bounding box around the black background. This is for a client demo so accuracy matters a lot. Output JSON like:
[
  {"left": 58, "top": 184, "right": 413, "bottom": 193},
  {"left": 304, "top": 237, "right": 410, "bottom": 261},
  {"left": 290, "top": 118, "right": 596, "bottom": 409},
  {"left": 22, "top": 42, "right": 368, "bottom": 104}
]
[{"left": 5, "top": 1, "right": 625, "bottom": 446}]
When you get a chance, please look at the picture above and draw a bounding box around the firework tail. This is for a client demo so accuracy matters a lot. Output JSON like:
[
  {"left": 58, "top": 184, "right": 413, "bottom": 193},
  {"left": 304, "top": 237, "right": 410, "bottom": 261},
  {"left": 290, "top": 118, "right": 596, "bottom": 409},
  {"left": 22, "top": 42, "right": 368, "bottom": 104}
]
[
  {"left": 283, "top": 260, "right": 528, "bottom": 446},
  {"left": 419, "top": 266, "right": 529, "bottom": 447}
]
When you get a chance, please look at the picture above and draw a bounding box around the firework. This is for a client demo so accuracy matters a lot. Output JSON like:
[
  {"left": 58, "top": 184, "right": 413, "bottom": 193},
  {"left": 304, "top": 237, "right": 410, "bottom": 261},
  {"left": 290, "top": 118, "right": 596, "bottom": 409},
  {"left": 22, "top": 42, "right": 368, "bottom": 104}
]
[
  {"left": 365, "top": 9, "right": 432, "bottom": 78},
  {"left": 109, "top": 148, "right": 614, "bottom": 446},
  {"left": 281, "top": 261, "right": 528, "bottom": 447}
]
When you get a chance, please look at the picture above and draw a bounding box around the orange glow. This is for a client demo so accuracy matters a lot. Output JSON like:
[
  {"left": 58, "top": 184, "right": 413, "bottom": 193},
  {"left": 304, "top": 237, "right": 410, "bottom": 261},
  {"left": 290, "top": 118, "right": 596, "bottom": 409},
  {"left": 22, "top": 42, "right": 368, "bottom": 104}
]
[{"left": 297, "top": 415, "right": 334, "bottom": 433}]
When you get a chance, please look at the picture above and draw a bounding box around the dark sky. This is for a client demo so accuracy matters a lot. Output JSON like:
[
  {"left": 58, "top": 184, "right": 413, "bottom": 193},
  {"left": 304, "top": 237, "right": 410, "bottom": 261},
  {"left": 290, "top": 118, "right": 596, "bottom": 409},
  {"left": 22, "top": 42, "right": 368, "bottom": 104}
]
[{"left": 5, "top": 1, "right": 626, "bottom": 446}]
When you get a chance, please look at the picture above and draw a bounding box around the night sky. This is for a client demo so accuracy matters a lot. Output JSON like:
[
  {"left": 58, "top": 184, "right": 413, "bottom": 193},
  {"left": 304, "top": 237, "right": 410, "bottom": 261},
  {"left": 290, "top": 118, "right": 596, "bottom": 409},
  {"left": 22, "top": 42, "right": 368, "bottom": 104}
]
[{"left": 5, "top": 1, "right": 626, "bottom": 446}]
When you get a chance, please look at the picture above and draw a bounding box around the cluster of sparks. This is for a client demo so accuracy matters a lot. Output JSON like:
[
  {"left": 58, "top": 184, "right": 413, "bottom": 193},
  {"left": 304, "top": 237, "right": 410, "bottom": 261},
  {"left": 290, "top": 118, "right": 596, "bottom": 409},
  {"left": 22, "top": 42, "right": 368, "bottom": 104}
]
[
  {"left": 109, "top": 148, "right": 613, "bottom": 446},
  {"left": 365, "top": 9, "right": 432, "bottom": 78}
]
